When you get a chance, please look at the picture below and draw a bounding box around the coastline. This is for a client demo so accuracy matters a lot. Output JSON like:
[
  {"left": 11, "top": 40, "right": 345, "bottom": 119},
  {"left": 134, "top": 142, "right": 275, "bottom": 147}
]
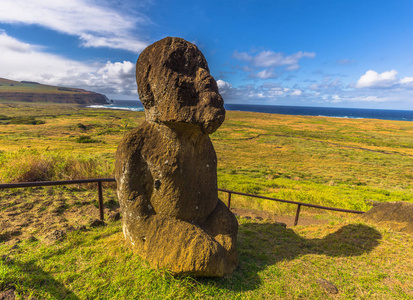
[{"left": 86, "top": 101, "right": 413, "bottom": 122}]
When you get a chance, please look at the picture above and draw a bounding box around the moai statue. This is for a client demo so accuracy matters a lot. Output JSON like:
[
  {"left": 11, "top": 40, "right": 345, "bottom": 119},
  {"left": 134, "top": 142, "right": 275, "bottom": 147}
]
[{"left": 115, "top": 37, "right": 238, "bottom": 276}]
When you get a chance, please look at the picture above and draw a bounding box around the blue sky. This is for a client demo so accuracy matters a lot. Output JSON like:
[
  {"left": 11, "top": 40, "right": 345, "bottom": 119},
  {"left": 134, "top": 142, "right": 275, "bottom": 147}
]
[{"left": 1, "top": 0, "right": 413, "bottom": 110}]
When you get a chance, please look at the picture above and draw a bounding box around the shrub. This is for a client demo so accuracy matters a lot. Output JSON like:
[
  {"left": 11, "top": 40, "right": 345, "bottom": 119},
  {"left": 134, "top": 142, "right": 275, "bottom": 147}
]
[
  {"left": 0, "top": 149, "right": 114, "bottom": 183},
  {"left": 75, "top": 135, "right": 100, "bottom": 143},
  {"left": 77, "top": 123, "right": 87, "bottom": 130},
  {"left": 8, "top": 117, "right": 45, "bottom": 125}
]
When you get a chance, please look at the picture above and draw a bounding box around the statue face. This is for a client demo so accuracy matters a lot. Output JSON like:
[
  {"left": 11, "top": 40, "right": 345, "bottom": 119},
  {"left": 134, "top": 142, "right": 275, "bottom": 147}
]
[{"left": 136, "top": 37, "right": 225, "bottom": 134}]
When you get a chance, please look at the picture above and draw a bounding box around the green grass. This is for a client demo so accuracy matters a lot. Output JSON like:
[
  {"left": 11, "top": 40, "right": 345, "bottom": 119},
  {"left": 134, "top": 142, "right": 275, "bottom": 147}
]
[
  {"left": 1, "top": 100, "right": 412, "bottom": 213},
  {"left": 0, "top": 215, "right": 412, "bottom": 299},
  {"left": 0, "top": 100, "right": 413, "bottom": 299},
  {"left": 75, "top": 135, "right": 101, "bottom": 144}
]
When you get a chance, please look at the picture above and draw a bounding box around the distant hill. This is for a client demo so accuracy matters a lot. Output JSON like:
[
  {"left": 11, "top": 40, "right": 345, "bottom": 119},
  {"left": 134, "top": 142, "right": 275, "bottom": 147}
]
[{"left": 0, "top": 77, "right": 109, "bottom": 105}]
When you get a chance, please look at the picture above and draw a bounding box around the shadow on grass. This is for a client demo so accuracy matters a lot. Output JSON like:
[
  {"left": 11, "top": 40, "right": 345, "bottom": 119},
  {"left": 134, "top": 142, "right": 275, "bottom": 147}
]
[
  {"left": 199, "top": 222, "right": 382, "bottom": 292},
  {"left": 3, "top": 258, "right": 79, "bottom": 299}
]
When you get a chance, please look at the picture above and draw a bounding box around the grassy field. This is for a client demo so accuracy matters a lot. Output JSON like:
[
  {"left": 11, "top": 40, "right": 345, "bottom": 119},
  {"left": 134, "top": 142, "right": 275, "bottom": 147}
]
[
  {"left": 0, "top": 100, "right": 412, "bottom": 299},
  {"left": 1, "top": 99, "right": 412, "bottom": 212}
]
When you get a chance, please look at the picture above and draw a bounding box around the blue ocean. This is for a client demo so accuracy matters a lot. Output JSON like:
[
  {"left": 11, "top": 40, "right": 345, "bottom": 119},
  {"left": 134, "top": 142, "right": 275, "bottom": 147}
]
[{"left": 88, "top": 100, "right": 413, "bottom": 122}]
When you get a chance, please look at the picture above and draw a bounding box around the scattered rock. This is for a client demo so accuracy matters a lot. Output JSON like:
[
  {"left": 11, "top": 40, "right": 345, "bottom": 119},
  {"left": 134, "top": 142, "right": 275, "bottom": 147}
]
[
  {"left": 77, "top": 225, "right": 87, "bottom": 232},
  {"left": 0, "top": 288, "right": 15, "bottom": 300},
  {"left": 27, "top": 236, "right": 37, "bottom": 242},
  {"left": 89, "top": 219, "right": 105, "bottom": 228},
  {"left": 45, "top": 229, "right": 66, "bottom": 243},
  {"left": 10, "top": 239, "right": 20, "bottom": 250},
  {"left": 1, "top": 255, "right": 12, "bottom": 263},
  {"left": 66, "top": 226, "right": 76, "bottom": 233},
  {"left": 361, "top": 201, "right": 413, "bottom": 234},
  {"left": 107, "top": 212, "right": 121, "bottom": 222},
  {"left": 115, "top": 37, "right": 237, "bottom": 277},
  {"left": 316, "top": 278, "right": 338, "bottom": 294}
]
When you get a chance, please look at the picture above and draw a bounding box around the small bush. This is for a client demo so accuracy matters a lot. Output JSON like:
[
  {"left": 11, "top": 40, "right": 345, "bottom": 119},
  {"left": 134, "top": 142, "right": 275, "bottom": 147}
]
[
  {"left": 77, "top": 123, "right": 87, "bottom": 130},
  {"left": 8, "top": 117, "right": 45, "bottom": 125},
  {"left": 0, "top": 149, "right": 113, "bottom": 183},
  {"left": 75, "top": 135, "right": 100, "bottom": 143}
]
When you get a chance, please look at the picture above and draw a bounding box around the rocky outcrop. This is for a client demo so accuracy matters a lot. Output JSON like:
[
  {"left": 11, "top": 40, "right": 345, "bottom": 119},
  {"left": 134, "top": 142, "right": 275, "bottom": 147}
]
[
  {"left": 0, "top": 92, "right": 108, "bottom": 104},
  {"left": 115, "top": 37, "right": 238, "bottom": 276},
  {"left": 361, "top": 201, "right": 413, "bottom": 234}
]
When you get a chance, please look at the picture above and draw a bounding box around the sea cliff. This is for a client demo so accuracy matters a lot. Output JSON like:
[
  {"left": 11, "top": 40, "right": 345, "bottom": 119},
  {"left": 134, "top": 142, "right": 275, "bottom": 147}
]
[{"left": 0, "top": 91, "right": 109, "bottom": 104}]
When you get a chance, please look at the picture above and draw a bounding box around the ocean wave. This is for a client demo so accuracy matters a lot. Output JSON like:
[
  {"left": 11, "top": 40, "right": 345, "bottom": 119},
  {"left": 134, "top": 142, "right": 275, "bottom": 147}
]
[
  {"left": 317, "top": 115, "right": 365, "bottom": 120},
  {"left": 86, "top": 105, "right": 144, "bottom": 112}
]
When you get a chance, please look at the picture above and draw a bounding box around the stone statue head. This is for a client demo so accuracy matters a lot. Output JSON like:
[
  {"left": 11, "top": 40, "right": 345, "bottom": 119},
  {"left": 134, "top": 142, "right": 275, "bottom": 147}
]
[{"left": 136, "top": 37, "right": 225, "bottom": 134}]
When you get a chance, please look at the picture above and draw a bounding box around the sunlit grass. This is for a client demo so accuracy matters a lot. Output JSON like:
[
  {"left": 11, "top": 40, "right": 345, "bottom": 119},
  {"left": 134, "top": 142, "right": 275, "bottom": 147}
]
[
  {"left": 1, "top": 101, "right": 413, "bottom": 299},
  {"left": 1, "top": 100, "right": 413, "bottom": 213},
  {"left": 0, "top": 216, "right": 412, "bottom": 299}
]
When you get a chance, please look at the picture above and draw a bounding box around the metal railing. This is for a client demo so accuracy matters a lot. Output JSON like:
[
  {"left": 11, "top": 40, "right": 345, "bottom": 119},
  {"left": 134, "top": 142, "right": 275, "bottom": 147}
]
[
  {"left": 0, "top": 178, "right": 364, "bottom": 225},
  {"left": 0, "top": 178, "right": 116, "bottom": 221},
  {"left": 218, "top": 188, "right": 364, "bottom": 226}
]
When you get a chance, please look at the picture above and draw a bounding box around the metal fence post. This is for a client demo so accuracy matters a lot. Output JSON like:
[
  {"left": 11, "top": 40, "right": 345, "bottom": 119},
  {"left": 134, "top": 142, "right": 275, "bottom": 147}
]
[
  {"left": 97, "top": 181, "right": 104, "bottom": 221},
  {"left": 294, "top": 204, "right": 301, "bottom": 226},
  {"left": 0, "top": 181, "right": 365, "bottom": 225}
]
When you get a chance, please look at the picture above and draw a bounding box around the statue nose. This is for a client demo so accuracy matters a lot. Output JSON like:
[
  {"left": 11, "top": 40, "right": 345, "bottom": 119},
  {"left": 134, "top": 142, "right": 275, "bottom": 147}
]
[{"left": 196, "top": 69, "right": 218, "bottom": 93}]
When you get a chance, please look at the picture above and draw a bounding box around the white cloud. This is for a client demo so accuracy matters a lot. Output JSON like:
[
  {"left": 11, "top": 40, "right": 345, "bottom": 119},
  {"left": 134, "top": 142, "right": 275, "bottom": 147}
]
[
  {"left": 356, "top": 70, "right": 398, "bottom": 88},
  {"left": 0, "top": 0, "right": 148, "bottom": 52},
  {"left": 255, "top": 69, "right": 277, "bottom": 79},
  {"left": 327, "top": 95, "right": 388, "bottom": 104},
  {"left": 219, "top": 81, "right": 309, "bottom": 104},
  {"left": 356, "top": 69, "right": 413, "bottom": 91},
  {"left": 234, "top": 49, "right": 315, "bottom": 79},
  {"left": 234, "top": 50, "right": 315, "bottom": 68},
  {"left": 0, "top": 31, "right": 91, "bottom": 80},
  {"left": 308, "top": 77, "right": 343, "bottom": 91},
  {"left": 0, "top": 31, "right": 137, "bottom": 96},
  {"left": 291, "top": 89, "right": 302, "bottom": 96},
  {"left": 79, "top": 34, "right": 148, "bottom": 52},
  {"left": 92, "top": 61, "right": 136, "bottom": 94},
  {"left": 400, "top": 77, "right": 413, "bottom": 88},
  {"left": 216, "top": 79, "right": 232, "bottom": 93}
]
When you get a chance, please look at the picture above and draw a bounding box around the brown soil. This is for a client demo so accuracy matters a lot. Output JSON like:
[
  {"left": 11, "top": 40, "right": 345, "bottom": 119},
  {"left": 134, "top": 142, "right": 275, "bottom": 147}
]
[
  {"left": 231, "top": 207, "right": 329, "bottom": 227},
  {"left": 361, "top": 201, "right": 413, "bottom": 234},
  {"left": 0, "top": 187, "right": 331, "bottom": 247},
  {"left": 0, "top": 187, "right": 120, "bottom": 245}
]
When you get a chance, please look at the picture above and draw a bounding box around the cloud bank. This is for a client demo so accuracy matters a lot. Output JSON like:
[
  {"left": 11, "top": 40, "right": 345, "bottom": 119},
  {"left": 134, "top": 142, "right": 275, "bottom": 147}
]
[
  {"left": 0, "top": 0, "right": 148, "bottom": 52},
  {"left": 0, "top": 31, "right": 137, "bottom": 96}
]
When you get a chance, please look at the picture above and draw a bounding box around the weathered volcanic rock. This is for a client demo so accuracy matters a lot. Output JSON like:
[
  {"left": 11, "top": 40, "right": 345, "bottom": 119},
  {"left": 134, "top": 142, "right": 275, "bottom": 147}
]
[
  {"left": 115, "top": 37, "right": 238, "bottom": 276},
  {"left": 136, "top": 37, "right": 225, "bottom": 134},
  {"left": 361, "top": 201, "right": 413, "bottom": 234}
]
